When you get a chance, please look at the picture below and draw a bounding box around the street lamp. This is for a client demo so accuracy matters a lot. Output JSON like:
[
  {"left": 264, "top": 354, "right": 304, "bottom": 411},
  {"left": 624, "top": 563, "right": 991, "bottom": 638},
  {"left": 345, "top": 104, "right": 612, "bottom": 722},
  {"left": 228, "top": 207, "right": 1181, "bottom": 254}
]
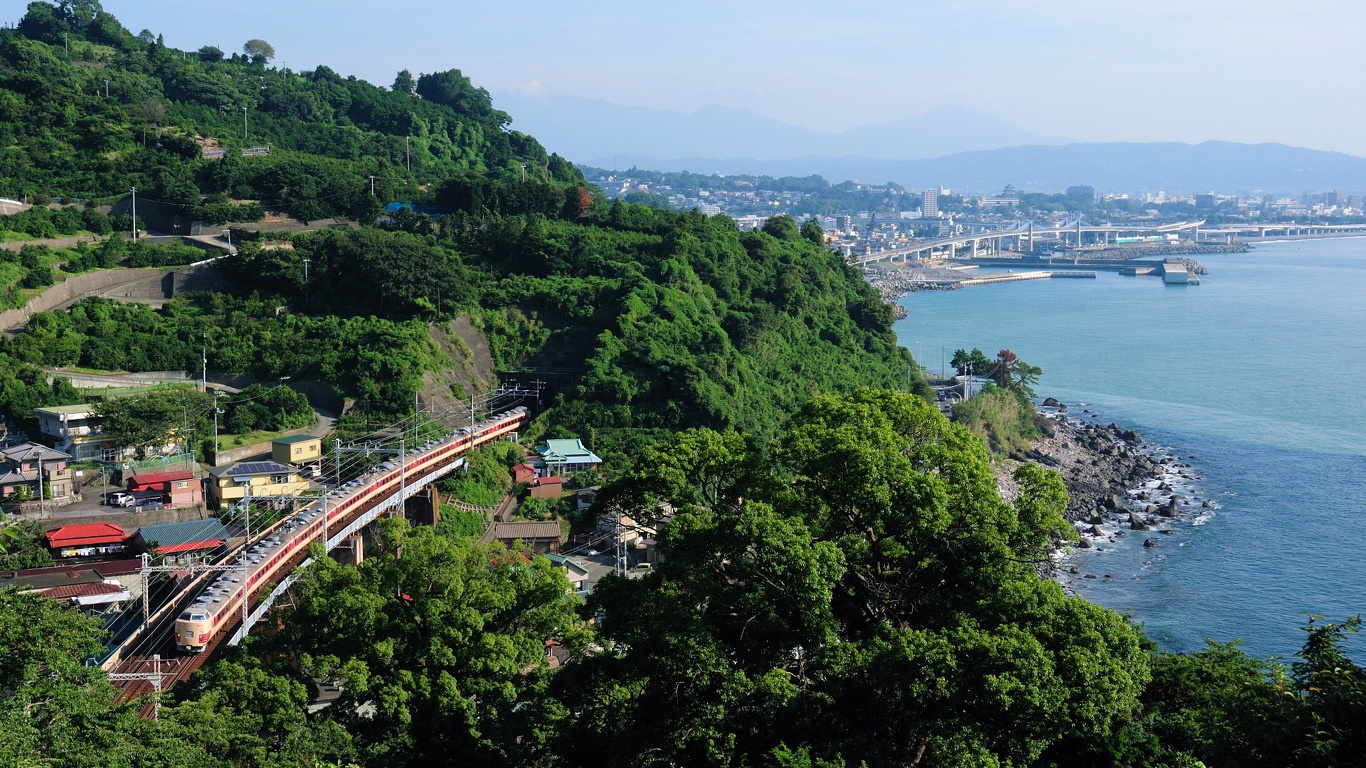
[{"left": 223, "top": 229, "right": 233, "bottom": 255}]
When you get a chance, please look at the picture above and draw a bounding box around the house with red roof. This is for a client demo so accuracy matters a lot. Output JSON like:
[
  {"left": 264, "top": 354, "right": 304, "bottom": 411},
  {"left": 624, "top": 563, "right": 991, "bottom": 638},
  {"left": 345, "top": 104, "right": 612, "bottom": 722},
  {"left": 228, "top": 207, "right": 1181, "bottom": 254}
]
[
  {"left": 45, "top": 523, "right": 128, "bottom": 558},
  {"left": 127, "top": 468, "right": 203, "bottom": 508},
  {"left": 512, "top": 463, "right": 538, "bottom": 485}
]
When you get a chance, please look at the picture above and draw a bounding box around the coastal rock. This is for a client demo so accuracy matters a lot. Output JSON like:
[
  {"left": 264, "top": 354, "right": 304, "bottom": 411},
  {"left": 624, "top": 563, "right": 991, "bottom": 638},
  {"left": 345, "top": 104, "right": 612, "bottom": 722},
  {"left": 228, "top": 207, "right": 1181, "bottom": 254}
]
[
  {"left": 1104, "top": 494, "right": 1124, "bottom": 511},
  {"left": 1077, "top": 538, "right": 1093, "bottom": 549},
  {"left": 1160, "top": 497, "right": 1181, "bottom": 517},
  {"left": 1122, "top": 429, "right": 1142, "bottom": 444},
  {"left": 1202, "top": 500, "right": 1212, "bottom": 509},
  {"left": 1114, "top": 530, "right": 1126, "bottom": 538},
  {"left": 1129, "top": 513, "right": 1149, "bottom": 531},
  {"left": 1144, "top": 539, "right": 1157, "bottom": 548},
  {"left": 1068, "top": 566, "right": 1080, "bottom": 574},
  {"left": 1043, "top": 397, "right": 1062, "bottom": 407}
]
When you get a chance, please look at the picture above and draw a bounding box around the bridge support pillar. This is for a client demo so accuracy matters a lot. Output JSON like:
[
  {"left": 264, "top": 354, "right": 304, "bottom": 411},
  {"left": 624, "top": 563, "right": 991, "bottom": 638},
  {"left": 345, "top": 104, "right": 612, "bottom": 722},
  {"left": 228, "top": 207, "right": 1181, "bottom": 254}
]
[
  {"left": 339, "top": 532, "right": 365, "bottom": 566},
  {"left": 405, "top": 484, "right": 441, "bottom": 528}
]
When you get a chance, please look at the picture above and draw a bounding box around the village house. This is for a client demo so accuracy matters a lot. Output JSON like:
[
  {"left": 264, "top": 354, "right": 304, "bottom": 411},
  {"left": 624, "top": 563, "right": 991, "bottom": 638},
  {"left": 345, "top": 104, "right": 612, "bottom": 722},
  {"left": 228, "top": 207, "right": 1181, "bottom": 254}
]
[
  {"left": 271, "top": 435, "right": 323, "bottom": 469},
  {"left": 544, "top": 553, "right": 592, "bottom": 593},
  {"left": 45, "top": 522, "right": 129, "bottom": 558},
  {"left": 206, "top": 460, "right": 309, "bottom": 509},
  {"left": 489, "top": 520, "right": 563, "bottom": 554},
  {"left": 0, "top": 442, "right": 74, "bottom": 501},
  {"left": 529, "top": 475, "right": 565, "bottom": 499},
  {"left": 132, "top": 519, "right": 232, "bottom": 564},
  {"left": 512, "top": 462, "right": 538, "bottom": 485},
  {"left": 32, "top": 404, "right": 128, "bottom": 461},
  {"left": 126, "top": 468, "right": 204, "bottom": 508}
]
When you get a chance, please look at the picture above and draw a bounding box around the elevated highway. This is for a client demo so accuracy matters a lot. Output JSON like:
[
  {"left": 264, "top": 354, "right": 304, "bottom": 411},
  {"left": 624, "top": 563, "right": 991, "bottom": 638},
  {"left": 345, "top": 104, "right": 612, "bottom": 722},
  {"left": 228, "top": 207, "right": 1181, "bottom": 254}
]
[{"left": 852, "top": 220, "right": 1205, "bottom": 266}]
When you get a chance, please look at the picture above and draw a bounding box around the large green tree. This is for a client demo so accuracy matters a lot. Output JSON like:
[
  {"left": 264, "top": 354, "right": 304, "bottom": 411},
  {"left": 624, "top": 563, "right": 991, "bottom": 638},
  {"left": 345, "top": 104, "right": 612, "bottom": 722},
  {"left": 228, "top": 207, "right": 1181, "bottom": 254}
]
[
  {"left": 262, "top": 519, "right": 585, "bottom": 766},
  {"left": 554, "top": 390, "right": 1148, "bottom": 767}
]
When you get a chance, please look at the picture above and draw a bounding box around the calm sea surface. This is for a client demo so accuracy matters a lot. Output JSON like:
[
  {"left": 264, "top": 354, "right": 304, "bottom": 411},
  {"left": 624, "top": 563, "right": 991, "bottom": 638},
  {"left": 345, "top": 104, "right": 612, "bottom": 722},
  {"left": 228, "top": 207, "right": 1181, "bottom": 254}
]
[{"left": 893, "top": 239, "right": 1366, "bottom": 660}]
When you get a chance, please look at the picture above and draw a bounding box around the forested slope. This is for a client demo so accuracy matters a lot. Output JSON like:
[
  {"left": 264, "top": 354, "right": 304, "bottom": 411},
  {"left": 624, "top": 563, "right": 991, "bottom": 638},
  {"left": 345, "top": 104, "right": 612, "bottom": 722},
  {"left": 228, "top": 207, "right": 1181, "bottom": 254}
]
[{"left": 0, "top": 2, "right": 918, "bottom": 450}]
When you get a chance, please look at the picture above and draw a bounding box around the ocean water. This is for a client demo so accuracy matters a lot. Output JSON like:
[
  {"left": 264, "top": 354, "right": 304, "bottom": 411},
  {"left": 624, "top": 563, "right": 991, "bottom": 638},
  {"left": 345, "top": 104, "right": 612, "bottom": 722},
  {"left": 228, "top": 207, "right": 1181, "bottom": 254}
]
[{"left": 893, "top": 239, "right": 1366, "bottom": 660}]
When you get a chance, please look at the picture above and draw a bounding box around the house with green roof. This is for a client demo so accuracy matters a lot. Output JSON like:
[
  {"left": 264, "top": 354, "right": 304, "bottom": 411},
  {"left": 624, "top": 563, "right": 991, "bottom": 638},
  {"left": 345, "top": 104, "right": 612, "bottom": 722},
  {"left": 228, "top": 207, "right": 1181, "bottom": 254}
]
[
  {"left": 271, "top": 434, "right": 323, "bottom": 466},
  {"left": 533, "top": 438, "right": 603, "bottom": 475}
]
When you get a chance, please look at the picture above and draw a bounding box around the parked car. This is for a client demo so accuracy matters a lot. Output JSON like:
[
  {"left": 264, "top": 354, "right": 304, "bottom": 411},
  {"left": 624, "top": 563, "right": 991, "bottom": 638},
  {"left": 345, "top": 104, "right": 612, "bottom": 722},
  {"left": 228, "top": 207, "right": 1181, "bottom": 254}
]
[{"left": 106, "top": 492, "right": 135, "bottom": 507}]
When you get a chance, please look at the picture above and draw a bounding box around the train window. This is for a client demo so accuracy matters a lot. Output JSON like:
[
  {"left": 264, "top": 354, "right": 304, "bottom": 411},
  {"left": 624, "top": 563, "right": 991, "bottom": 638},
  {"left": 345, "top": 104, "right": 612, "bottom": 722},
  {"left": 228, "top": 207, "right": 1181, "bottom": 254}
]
[{"left": 179, "top": 611, "right": 192, "bottom": 620}]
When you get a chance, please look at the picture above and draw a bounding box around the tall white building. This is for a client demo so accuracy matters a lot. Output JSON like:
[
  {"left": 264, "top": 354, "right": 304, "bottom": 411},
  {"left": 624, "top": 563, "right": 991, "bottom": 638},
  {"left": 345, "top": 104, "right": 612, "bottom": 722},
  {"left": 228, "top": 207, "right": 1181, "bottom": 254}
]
[{"left": 922, "top": 188, "right": 939, "bottom": 218}]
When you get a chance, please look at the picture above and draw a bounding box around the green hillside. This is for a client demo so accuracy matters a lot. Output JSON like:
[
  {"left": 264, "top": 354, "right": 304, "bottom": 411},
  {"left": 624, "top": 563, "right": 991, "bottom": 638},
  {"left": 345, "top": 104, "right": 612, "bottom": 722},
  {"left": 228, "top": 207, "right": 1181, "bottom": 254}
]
[
  {"left": 0, "top": 1, "right": 920, "bottom": 454},
  {"left": 1, "top": 0, "right": 577, "bottom": 217}
]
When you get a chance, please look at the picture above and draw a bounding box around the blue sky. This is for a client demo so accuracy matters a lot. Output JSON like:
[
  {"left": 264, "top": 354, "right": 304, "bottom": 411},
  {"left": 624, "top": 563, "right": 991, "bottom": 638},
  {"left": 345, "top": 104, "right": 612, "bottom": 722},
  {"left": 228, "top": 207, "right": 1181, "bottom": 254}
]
[{"left": 84, "top": 0, "right": 1366, "bottom": 156}]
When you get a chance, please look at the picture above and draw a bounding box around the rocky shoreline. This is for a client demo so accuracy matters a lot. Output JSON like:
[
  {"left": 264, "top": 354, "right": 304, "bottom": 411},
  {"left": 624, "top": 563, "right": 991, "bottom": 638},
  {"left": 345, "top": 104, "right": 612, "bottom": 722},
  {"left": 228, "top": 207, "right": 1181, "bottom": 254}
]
[{"left": 993, "top": 400, "right": 1212, "bottom": 574}]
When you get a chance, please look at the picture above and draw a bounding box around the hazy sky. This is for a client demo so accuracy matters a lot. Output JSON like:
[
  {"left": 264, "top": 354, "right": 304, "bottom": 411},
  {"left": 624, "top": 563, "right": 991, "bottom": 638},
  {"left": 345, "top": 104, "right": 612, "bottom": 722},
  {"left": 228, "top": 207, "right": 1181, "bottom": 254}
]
[{"left": 87, "top": 0, "right": 1366, "bottom": 156}]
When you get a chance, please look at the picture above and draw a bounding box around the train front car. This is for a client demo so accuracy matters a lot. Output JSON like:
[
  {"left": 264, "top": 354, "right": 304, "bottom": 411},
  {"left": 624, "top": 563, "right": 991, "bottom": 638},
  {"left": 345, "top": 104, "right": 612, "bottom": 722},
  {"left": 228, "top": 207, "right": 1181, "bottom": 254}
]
[{"left": 175, "top": 608, "right": 215, "bottom": 653}]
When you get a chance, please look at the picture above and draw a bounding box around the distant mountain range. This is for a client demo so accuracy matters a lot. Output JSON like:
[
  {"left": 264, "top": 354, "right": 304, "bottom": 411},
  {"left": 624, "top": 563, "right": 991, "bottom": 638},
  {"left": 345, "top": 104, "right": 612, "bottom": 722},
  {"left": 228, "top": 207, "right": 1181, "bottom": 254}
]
[
  {"left": 495, "top": 93, "right": 1366, "bottom": 193},
  {"left": 582, "top": 142, "right": 1366, "bottom": 194},
  {"left": 493, "top": 94, "right": 1067, "bottom": 163}
]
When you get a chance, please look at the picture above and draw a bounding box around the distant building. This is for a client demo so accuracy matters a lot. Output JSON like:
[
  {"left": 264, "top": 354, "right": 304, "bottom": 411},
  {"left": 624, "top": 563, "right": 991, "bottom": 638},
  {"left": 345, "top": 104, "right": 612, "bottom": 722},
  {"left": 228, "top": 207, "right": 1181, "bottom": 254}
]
[
  {"left": 1066, "top": 185, "right": 1095, "bottom": 203},
  {"left": 980, "top": 185, "right": 1020, "bottom": 207},
  {"left": 922, "top": 188, "right": 939, "bottom": 218},
  {"left": 1194, "top": 193, "right": 1216, "bottom": 209}
]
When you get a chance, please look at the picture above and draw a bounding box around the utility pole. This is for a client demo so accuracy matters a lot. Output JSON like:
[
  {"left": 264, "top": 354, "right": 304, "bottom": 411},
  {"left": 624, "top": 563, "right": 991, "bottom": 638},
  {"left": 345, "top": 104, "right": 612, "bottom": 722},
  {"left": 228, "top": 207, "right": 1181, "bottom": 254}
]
[
  {"left": 405, "top": 136, "right": 410, "bottom": 172},
  {"left": 201, "top": 344, "right": 207, "bottom": 392},
  {"left": 520, "top": 163, "right": 527, "bottom": 183},
  {"left": 36, "top": 451, "right": 44, "bottom": 518},
  {"left": 130, "top": 186, "right": 138, "bottom": 240},
  {"left": 103, "top": 79, "right": 109, "bottom": 98},
  {"left": 242, "top": 107, "right": 248, "bottom": 139},
  {"left": 398, "top": 438, "right": 405, "bottom": 521},
  {"left": 212, "top": 390, "right": 223, "bottom": 465},
  {"left": 369, "top": 176, "right": 376, "bottom": 196},
  {"left": 180, "top": 400, "right": 190, "bottom": 470},
  {"left": 242, "top": 488, "right": 250, "bottom": 627},
  {"left": 334, "top": 439, "right": 342, "bottom": 490},
  {"left": 301, "top": 257, "right": 310, "bottom": 305}
]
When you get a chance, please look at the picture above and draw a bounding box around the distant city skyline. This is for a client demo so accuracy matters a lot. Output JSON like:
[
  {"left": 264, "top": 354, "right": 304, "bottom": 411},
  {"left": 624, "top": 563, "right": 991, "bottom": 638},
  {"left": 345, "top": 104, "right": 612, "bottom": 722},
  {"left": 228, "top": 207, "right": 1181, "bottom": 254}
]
[{"left": 95, "top": 0, "right": 1366, "bottom": 158}]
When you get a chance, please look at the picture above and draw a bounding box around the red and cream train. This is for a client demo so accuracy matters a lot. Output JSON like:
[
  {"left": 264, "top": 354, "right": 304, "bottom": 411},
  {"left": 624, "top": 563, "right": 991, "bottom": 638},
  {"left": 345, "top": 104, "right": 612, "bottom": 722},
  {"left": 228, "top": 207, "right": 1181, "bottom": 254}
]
[{"left": 174, "top": 407, "right": 529, "bottom": 653}]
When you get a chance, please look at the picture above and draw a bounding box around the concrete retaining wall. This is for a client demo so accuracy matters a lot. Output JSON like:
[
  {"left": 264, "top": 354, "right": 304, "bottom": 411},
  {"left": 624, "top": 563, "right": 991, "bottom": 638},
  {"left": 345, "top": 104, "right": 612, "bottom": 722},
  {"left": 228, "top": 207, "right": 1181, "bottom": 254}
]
[
  {"left": 0, "top": 267, "right": 164, "bottom": 331},
  {"left": 36, "top": 504, "right": 210, "bottom": 536}
]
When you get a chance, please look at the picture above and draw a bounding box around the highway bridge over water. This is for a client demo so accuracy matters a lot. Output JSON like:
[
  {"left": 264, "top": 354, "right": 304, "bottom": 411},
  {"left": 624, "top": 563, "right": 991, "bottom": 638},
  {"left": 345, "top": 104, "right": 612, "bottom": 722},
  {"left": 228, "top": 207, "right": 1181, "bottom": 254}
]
[
  {"left": 851, "top": 219, "right": 1366, "bottom": 267},
  {"left": 851, "top": 220, "right": 1204, "bottom": 266}
]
